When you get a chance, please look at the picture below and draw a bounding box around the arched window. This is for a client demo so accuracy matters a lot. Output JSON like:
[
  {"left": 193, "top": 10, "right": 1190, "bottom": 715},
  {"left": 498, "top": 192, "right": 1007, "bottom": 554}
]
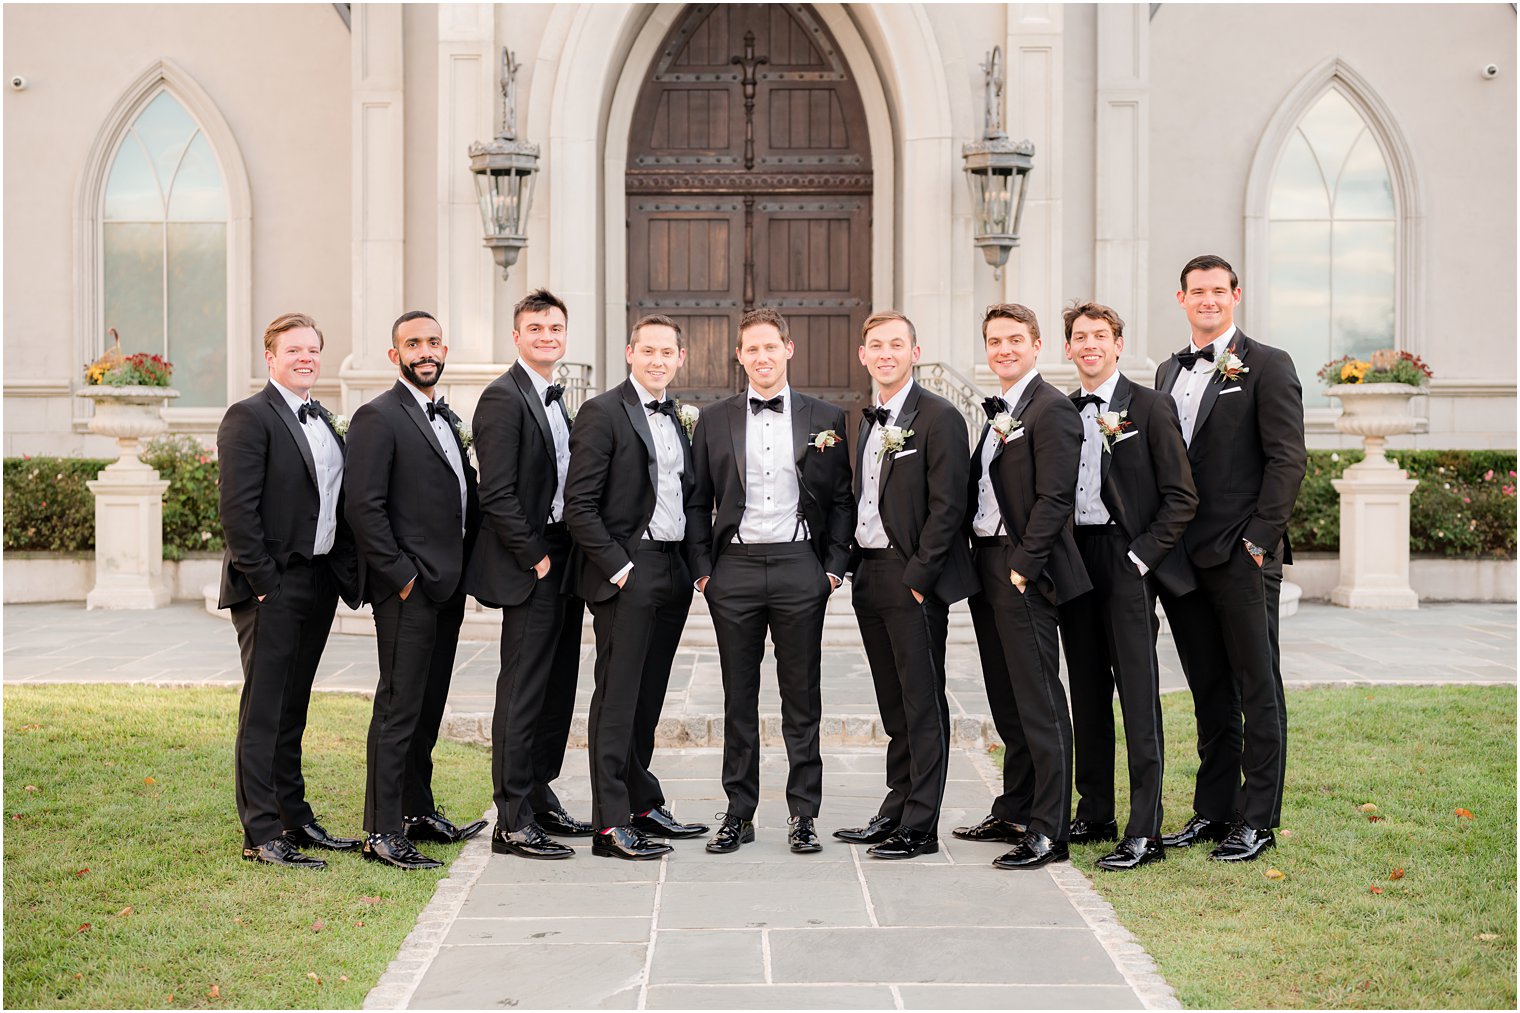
[
  {"left": 1265, "top": 87, "right": 1398, "bottom": 407},
  {"left": 102, "top": 90, "right": 228, "bottom": 407}
]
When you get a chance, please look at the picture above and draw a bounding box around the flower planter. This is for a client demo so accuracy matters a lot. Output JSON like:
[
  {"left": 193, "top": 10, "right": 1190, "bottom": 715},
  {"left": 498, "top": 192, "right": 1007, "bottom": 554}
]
[{"left": 1325, "top": 382, "right": 1426, "bottom": 465}]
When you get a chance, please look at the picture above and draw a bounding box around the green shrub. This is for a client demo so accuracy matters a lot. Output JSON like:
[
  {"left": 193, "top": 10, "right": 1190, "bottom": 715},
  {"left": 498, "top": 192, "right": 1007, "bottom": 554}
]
[{"left": 141, "top": 434, "right": 224, "bottom": 560}]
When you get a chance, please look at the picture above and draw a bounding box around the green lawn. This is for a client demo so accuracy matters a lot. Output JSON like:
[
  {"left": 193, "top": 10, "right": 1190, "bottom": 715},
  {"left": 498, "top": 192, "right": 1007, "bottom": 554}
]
[
  {"left": 1068, "top": 684, "right": 1517, "bottom": 1009},
  {"left": 3, "top": 684, "right": 492, "bottom": 1009}
]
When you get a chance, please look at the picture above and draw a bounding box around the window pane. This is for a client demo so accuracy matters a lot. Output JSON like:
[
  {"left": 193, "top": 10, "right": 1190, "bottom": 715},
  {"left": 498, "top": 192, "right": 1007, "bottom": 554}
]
[
  {"left": 104, "top": 133, "right": 164, "bottom": 220},
  {"left": 1298, "top": 90, "right": 1363, "bottom": 194},
  {"left": 167, "top": 223, "right": 227, "bottom": 407},
  {"left": 1331, "top": 221, "right": 1396, "bottom": 361},
  {"left": 1269, "top": 131, "right": 1330, "bottom": 220},
  {"left": 103, "top": 222, "right": 165, "bottom": 355},
  {"left": 1268, "top": 221, "right": 1331, "bottom": 407},
  {"left": 133, "top": 91, "right": 198, "bottom": 199},
  {"left": 167, "top": 132, "right": 228, "bottom": 221},
  {"left": 1335, "top": 130, "right": 1395, "bottom": 219}
]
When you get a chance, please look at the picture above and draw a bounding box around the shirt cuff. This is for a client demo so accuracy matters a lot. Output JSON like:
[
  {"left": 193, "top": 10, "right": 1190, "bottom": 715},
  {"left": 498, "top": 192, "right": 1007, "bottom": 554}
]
[
  {"left": 826, "top": 572, "right": 841, "bottom": 587},
  {"left": 1127, "top": 551, "right": 1149, "bottom": 576},
  {"left": 611, "top": 561, "right": 634, "bottom": 585}
]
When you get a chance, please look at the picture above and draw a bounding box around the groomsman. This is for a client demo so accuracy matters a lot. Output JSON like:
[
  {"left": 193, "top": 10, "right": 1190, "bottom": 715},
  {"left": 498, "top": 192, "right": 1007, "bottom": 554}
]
[
  {"left": 1057, "top": 302, "right": 1197, "bottom": 871},
  {"left": 565, "top": 315, "right": 710, "bottom": 859},
  {"left": 218, "top": 312, "right": 362, "bottom": 868},
  {"left": 958, "top": 303, "right": 1089, "bottom": 870},
  {"left": 834, "top": 311, "right": 977, "bottom": 860},
  {"left": 466, "top": 289, "right": 590, "bottom": 860},
  {"left": 689, "top": 308, "right": 855, "bottom": 854},
  {"left": 345, "top": 310, "right": 487, "bottom": 871},
  {"left": 1155, "top": 255, "right": 1306, "bottom": 862}
]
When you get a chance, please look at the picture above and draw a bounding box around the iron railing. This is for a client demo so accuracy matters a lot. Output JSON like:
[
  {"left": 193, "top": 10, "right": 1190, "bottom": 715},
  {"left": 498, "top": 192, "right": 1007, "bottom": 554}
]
[
  {"left": 552, "top": 361, "right": 594, "bottom": 416},
  {"left": 913, "top": 361, "right": 988, "bottom": 440}
]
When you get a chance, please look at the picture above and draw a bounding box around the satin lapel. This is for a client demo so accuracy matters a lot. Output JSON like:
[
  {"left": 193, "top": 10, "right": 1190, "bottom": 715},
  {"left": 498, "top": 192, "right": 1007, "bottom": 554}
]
[
  {"left": 854, "top": 412, "right": 870, "bottom": 498},
  {"left": 1101, "top": 374, "right": 1134, "bottom": 487},
  {"left": 397, "top": 382, "right": 455, "bottom": 468},
  {"left": 1192, "top": 335, "right": 1250, "bottom": 441},
  {"left": 972, "top": 425, "right": 993, "bottom": 477},
  {"left": 1156, "top": 357, "right": 1180, "bottom": 395},
  {"left": 790, "top": 391, "right": 812, "bottom": 467},
  {"left": 730, "top": 395, "right": 748, "bottom": 493},
  {"left": 1010, "top": 378, "right": 1040, "bottom": 420},
  {"left": 620, "top": 381, "right": 659, "bottom": 493},
  {"left": 511, "top": 362, "right": 557, "bottom": 466},
  {"left": 879, "top": 387, "right": 921, "bottom": 499},
  {"left": 265, "top": 383, "right": 319, "bottom": 488}
]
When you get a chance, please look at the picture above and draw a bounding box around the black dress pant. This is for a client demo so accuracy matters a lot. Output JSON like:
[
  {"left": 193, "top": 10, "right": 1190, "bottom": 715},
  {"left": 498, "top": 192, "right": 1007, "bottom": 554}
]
[
  {"left": 586, "top": 542, "right": 691, "bottom": 830},
  {"left": 492, "top": 524, "right": 585, "bottom": 831},
  {"left": 365, "top": 586, "right": 466, "bottom": 833},
  {"left": 968, "top": 542, "right": 1072, "bottom": 841},
  {"left": 851, "top": 552, "right": 950, "bottom": 834},
  {"left": 230, "top": 557, "right": 337, "bottom": 848},
  {"left": 1057, "top": 526, "right": 1165, "bottom": 839},
  {"left": 707, "top": 541, "right": 829, "bottom": 820},
  {"left": 1159, "top": 546, "right": 1284, "bottom": 830}
]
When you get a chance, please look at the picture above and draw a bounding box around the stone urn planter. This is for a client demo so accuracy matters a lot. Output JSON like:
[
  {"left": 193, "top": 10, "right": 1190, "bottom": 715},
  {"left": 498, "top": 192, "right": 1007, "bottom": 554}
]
[
  {"left": 75, "top": 385, "right": 179, "bottom": 609},
  {"left": 1325, "top": 382, "right": 1427, "bottom": 463}
]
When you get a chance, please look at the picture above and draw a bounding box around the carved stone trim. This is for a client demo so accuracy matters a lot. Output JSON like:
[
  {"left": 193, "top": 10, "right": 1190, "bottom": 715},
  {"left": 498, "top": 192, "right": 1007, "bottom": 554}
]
[{"left": 625, "top": 170, "right": 873, "bottom": 194}]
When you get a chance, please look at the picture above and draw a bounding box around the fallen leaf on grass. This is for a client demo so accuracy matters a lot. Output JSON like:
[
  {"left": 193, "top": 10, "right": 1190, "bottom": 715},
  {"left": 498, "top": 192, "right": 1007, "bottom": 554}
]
[
  {"left": 117, "top": 906, "right": 133, "bottom": 917},
  {"left": 1476, "top": 933, "right": 1499, "bottom": 941},
  {"left": 306, "top": 973, "right": 322, "bottom": 986},
  {"left": 1279, "top": 828, "right": 1293, "bottom": 838},
  {"left": 75, "top": 868, "right": 89, "bottom": 876},
  {"left": 77, "top": 923, "right": 91, "bottom": 933},
  {"left": 11, "top": 814, "right": 21, "bottom": 821},
  {"left": 232, "top": 917, "right": 243, "bottom": 925},
  {"left": 165, "top": 996, "right": 173, "bottom": 1004},
  {"left": 208, "top": 984, "right": 220, "bottom": 1000},
  {"left": 73, "top": 973, "right": 83, "bottom": 980},
  {"left": 1358, "top": 802, "right": 1378, "bottom": 813},
  {"left": 1454, "top": 808, "right": 1474, "bottom": 820},
  {"left": 309, "top": 919, "right": 325, "bottom": 933},
  {"left": 1369, "top": 885, "right": 1384, "bottom": 894},
  {"left": 143, "top": 777, "right": 156, "bottom": 785},
  {"left": 1356, "top": 980, "right": 1372, "bottom": 991},
  {"left": 354, "top": 921, "right": 365, "bottom": 928},
  {"left": 339, "top": 976, "right": 350, "bottom": 983},
  {"left": 1389, "top": 868, "right": 1405, "bottom": 880},
  {"left": 23, "top": 785, "right": 37, "bottom": 792},
  {"left": 1366, "top": 814, "right": 1384, "bottom": 823},
  {"left": 359, "top": 896, "right": 383, "bottom": 905},
  {"left": 1264, "top": 868, "right": 1285, "bottom": 880}
]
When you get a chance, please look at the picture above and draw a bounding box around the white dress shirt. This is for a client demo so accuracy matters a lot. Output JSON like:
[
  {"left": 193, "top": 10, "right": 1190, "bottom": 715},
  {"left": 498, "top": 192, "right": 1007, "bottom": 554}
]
[
  {"left": 270, "top": 378, "right": 342, "bottom": 556},
  {"left": 401, "top": 379, "right": 468, "bottom": 537},
  {"left": 854, "top": 380, "right": 915, "bottom": 549},
  {"left": 523, "top": 365, "right": 571, "bottom": 523},
  {"left": 1074, "top": 370, "right": 1120, "bottom": 527},
  {"left": 971, "top": 369, "right": 1040, "bottom": 538},
  {"left": 738, "top": 385, "right": 806, "bottom": 544},
  {"left": 611, "top": 378, "right": 688, "bottom": 586},
  {"left": 1168, "top": 325, "right": 1237, "bottom": 447}
]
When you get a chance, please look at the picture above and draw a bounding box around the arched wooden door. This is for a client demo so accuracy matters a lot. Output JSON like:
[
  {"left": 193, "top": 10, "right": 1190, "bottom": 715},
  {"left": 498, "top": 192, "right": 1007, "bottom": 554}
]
[{"left": 626, "top": 3, "right": 872, "bottom": 406}]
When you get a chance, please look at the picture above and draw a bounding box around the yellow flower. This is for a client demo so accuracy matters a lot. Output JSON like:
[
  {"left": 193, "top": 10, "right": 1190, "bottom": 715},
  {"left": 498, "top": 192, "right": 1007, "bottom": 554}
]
[{"left": 1339, "top": 360, "right": 1370, "bottom": 382}]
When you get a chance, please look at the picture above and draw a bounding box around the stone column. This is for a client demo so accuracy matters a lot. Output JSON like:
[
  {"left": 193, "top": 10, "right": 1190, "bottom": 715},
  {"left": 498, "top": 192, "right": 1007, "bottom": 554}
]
[
  {"left": 86, "top": 458, "right": 171, "bottom": 610},
  {"left": 1094, "top": 4, "right": 1149, "bottom": 364},
  {"left": 1330, "top": 457, "right": 1420, "bottom": 609}
]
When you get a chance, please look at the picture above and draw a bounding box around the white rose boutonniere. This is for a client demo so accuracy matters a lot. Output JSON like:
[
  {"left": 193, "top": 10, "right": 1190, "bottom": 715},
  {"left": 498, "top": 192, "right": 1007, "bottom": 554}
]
[
  {"left": 1213, "top": 346, "right": 1248, "bottom": 384},
  {"left": 990, "top": 412, "right": 1023, "bottom": 444},
  {"left": 876, "top": 424, "right": 914, "bottom": 462},
  {"left": 810, "top": 430, "right": 842, "bottom": 452},
  {"left": 678, "top": 403, "right": 700, "bottom": 438},
  {"left": 326, "top": 411, "right": 350, "bottom": 438},
  {"left": 454, "top": 418, "right": 473, "bottom": 451},
  {"left": 1094, "top": 410, "right": 1132, "bottom": 453}
]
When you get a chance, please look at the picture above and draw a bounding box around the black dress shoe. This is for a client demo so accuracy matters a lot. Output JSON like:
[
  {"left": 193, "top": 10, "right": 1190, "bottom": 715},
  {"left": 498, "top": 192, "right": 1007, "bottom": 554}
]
[
  {"left": 631, "top": 805, "right": 708, "bottom": 839},
  {"left": 284, "top": 818, "right": 361, "bottom": 852},
  {"left": 1096, "top": 836, "right": 1165, "bottom": 871},
  {"left": 866, "top": 826, "right": 939, "bottom": 860},
  {"left": 362, "top": 832, "right": 443, "bottom": 871},
  {"left": 706, "top": 814, "right": 755, "bottom": 854},
  {"left": 951, "top": 815, "right": 1027, "bottom": 843},
  {"left": 243, "top": 836, "right": 326, "bottom": 869},
  {"left": 833, "top": 814, "right": 899, "bottom": 845},
  {"left": 535, "top": 807, "right": 594, "bottom": 838},
  {"left": 492, "top": 823, "right": 575, "bottom": 860},
  {"left": 1208, "top": 824, "right": 1276, "bottom": 862},
  {"left": 1068, "top": 818, "right": 1119, "bottom": 845},
  {"left": 992, "top": 831, "right": 1069, "bottom": 870},
  {"left": 405, "top": 809, "right": 489, "bottom": 844},
  {"left": 592, "top": 825, "right": 673, "bottom": 860},
  {"left": 1161, "top": 813, "right": 1232, "bottom": 849},
  {"left": 788, "top": 815, "right": 823, "bottom": 854}
]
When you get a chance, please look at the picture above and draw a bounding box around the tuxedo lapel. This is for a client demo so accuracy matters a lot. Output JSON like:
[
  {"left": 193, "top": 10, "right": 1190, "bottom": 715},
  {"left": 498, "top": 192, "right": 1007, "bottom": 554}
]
[
  {"left": 620, "top": 380, "right": 660, "bottom": 493},
  {"left": 396, "top": 381, "right": 455, "bottom": 468},
  {"left": 1191, "top": 337, "right": 1248, "bottom": 442},
  {"left": 729, "top": 395, "right": 748, "bottom": 492},
  {"left": 879, "top": 386, "right": 921, "bottom": 499},
  {"left": 1100, "top": 373, "right": 1134, "bottom": 487},
  {"left": 790, "top": 391, "right": 812, "bottom": 467},
  {"left": 510, "top": 361, "right": 557, "bottom": 467},
  {"left": 1156, "top": 356, "right": 1181, "bottom": 395},
  {"left": 854, "top": 411, "right": 870, "bottom": 498},
  {"left": 263, "top": 383, "right": 318, "bottom": 488}
]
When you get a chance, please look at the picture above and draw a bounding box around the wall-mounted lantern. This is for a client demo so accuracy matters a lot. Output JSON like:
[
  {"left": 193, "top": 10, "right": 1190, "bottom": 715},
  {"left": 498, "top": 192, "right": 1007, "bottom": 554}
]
[
  {"left": 469, "top": 48, "right": 540, "bottom": 280},
  {"left": 961, "top": 46, "right": 1035, "bottom": 280}
]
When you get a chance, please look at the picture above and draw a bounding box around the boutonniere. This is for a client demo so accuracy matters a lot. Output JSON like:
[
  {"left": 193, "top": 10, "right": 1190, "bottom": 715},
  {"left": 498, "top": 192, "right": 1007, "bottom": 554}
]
[
  {"left": 1213, "top": 346, "right": 1248, "bottom": 384},
  {"left": 810, "top": 430, "right": 841, "bottom": 452},
  {"left": 326, "top": 411, "right": 350, "bottom": 438},
  {"left": 1094, "top": 410, "right": 1132, "bottom": 453},
  {"left": 677, "top": 403, "right": 700, "bottom": 438},
  {"left": 454, "top": 418, "right": 473, "bottom": 451},
  {"left": 990, "top": 412, "right": 1023, "bottom": 444},
  {"left": 876, "top": 424, "right": 914, "bottom": 462}
]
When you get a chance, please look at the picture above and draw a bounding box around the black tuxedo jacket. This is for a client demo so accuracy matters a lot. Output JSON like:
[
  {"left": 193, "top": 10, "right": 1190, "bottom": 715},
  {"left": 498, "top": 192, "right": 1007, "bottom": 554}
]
[
  {"left": 216, "top": 382, "right": 359, "bottom": 609},
  {"left": 966, "top": 376, "right": 1090, "bottom": 605},
  {"left": 1083, "top": 374, "right": 1199, "bottom": 597},
  {"left": 564, "top": 379, "right": 702, "bottom": 603},
  {"left": 1153, "top": 330, "right": 1307, "bottom": 567},
  {"left": 465, "top": 362, "right": 574, "bottom": 608},
  {"left": 343, "top": 380, "right": 480, "bottom": 604},
  {"left": 850, "top": 382, "right": 978, "bottom": 605},
  {"left": 689, "top": 389, "right": 855, "bottom": 581}
]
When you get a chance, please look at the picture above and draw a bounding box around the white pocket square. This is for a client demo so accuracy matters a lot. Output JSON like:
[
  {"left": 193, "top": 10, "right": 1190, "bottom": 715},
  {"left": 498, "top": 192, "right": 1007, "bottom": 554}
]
[
  {"left": 893, "top": 448, "right": 918, "bottom": 458},
  {"left": 1113, "top": 430, "right": 1141, "bottom": 444},
  {"left": 1004, "top": 429, "right": 1027, "bottom": 442},
  {"left": 1217, "top": 386, "right": 1244, "bottom": 396}
]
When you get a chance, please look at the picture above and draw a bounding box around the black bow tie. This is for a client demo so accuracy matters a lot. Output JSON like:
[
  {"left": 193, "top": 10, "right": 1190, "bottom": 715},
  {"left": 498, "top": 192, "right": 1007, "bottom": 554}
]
[
  {"left": 1175, "top": 346, "right": 1217, "bottom": 370},
  {"left": 862, "top": 405, "right": 891, "bottom": 427},
  {"left": 1071, "top": 393, "right": 1104, "bottom": 412},
  {"left": 646, "top": 398, "right": 677, "bottom": 419},
  {"left": 981, "top": 396, "right": 1008, "bottom": 420},
  {"left": 426, "top": 397, "right": 450, "bottom": 422},
  {"left": 297, "top": 399, "right": 325, "bottom": 425},
  {"left": 749, "top": 395, "right": 783, "bottom": 416},
  {"left": 544, "top": 383, "right": 565, "bottom": 406}
]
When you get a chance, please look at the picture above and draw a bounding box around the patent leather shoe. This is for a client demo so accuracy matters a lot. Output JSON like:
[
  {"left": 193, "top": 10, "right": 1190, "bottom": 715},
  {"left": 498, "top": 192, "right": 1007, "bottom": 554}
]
[
  {"left": 788, "top": 815, "right": 822, "bottom": 853},
  {"left": 243, "top": 836, "right": 326, "bottom": 869},
  {"left": 866, "top": 826, "right": 939, "bottom": 860},
  {"left": 362, "top": 832, "right": 443, "bottom": 871},
  {"left": 592, "top": 825, "right": 673, "bottom": 861},
  {"left": 492, "top": 822, "right": 575, "bottom": 860},
  {"left": 992, "top": 831, "right": 1069, "bottom": 870},
  {"left": 832, "top": 814, "right": 899, "bottom": 845},
  {"left": 706, "top": 814, "right": 755, "bottom": 853},
  {"left": 632, "top": 804, "right": 709, "bottom": 839},
  {"left": 1096, "top": 836, "right": 1165, "bottom": 871},
  {"left": 1208, "top": 824, "right": 1276, "bottom": 862},
  {"left": 951, "top": 814, "right": 1026, "bottom": 843},
  {"left": 1161, "top": 813, "right": 1232, "bottom": 849},
  {"left": 405, "top": 809, "right": 488, "bottom": 844},
  {"left": 535, "top": 807, "right": 594, "bottom": 838},
  {"left": 1068, "top": 818, "right": 1119, "bottom": 845},
  {"left": 285, "top": 818, "right": 361, "bottom": 852}
]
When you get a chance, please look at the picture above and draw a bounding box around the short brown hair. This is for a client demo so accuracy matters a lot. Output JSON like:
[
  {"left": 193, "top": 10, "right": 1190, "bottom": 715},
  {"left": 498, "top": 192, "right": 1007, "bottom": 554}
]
[
  {"left": 262, "top": 312, "right": 323, "bottom": 354},
  {"left": 513, "top": 288, "right": 568, "bottom": 331},
  {"left": 739, "top": 306, "right": 789, "bottom": 342},
  {"left": 1062, "top": 301, "right": 1125, "bottom": 343},
  {"left": 981, "top": 303, "right": 1040, "bottom": 344},
  {"left": 629, "top": 313, "right": 685, "bottom": 349},
  {"left": 1180, "top": 254, "right": 1238, "bottom": 291},
  {"left": 860, "top": 310, "right": 916, "bottom": 345}
]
